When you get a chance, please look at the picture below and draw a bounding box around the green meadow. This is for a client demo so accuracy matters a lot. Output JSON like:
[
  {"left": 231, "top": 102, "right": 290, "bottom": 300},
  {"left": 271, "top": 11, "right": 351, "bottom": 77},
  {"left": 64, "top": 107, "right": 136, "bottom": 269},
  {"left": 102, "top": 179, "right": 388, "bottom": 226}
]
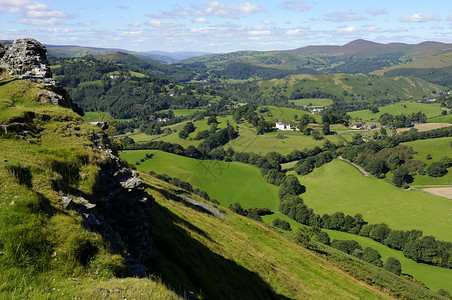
[
  {"left": 261, "top": 213, "right": 452, "bottom": 292},
  {"left": 119, "top": 150, "right": 280, "bottom": 210},
  {"left": 258, "top": 105, "right": 322, "bottom": 122},
  {"left": 289, "top": 98, "right": 334, "bottom": 107},
  {"left": 157, "top": 108, "right": 206, "bottom": 117},
  {"left": 403, "top": 137, "right": 452, "bottom": 185},
  {"left": 123, "top": 115, "right": 235, "bottom": 147},
  {"left": 348, "top": 100, "right": 444, "bottom": 122},
  {"left": 428, "top": 114, "right": 452, "bottom": 123},
  {"left": 325, "top": 230, "right": 452, "bottom": 292},
  {"left": 226, "top": 126, "right": 346, "bottom": 155},
  {"left": 298, "top": 159, "right": 452, "bottom": 241}
]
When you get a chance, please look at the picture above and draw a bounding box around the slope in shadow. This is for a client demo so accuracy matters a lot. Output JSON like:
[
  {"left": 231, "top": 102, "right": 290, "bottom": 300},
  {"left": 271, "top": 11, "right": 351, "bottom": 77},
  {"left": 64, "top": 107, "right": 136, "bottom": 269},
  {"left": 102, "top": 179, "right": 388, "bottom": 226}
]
[{"left": 148, "top": 201, "right": 292, "bottom": 300}]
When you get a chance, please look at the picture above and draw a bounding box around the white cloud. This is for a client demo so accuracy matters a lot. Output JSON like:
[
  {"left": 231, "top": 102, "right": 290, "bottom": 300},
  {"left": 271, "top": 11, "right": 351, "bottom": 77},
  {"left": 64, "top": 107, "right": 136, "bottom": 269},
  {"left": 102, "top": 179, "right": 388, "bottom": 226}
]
[
  {"left": 193, "top": 17, "right": 208, "bottom": 23},
  {"left": 146, "top": 19, "right": 179, "bottom": 27},
  {"left": 278, "top": 1, "right": 310, "bottom": 12},
  {"left": 284, "top": 29, "right": 302, "bottom": 36},
  {"left": 336, "top": 26, "right": 358, "bottom": 33},
  {"left": 367, "top": 8, "right": 386, "bottom": 16},
  {"left": 147, "top": 1, "right": 264, "bottom": 19},
  {"left": 448, "top": 15, "right": 452, "bottom": 22},
  {"left": 128, "top": 22, "right": 141, "bottom": 28},
  {"left": 400, "top": 13, "right": 441, "bottom": 22},
  {"left": 248, "top": 30, "right": 271, "bottom": 36},
  {"left": 0, "top": 0, "right": 71, "bottom": 26},
  {"left": 262, "top": 19, "right": 274, "bottom": 25},
  {"left": 325, "top": 10, "right": 364, "bottom": 22}
]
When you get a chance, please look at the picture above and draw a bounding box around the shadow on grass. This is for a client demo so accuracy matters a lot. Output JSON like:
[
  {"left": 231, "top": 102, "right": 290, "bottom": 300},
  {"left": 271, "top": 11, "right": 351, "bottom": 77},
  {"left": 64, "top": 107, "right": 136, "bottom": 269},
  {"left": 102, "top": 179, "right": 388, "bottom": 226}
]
[{"left": 148, "top": 200, "right": 292, "bottom": 300}]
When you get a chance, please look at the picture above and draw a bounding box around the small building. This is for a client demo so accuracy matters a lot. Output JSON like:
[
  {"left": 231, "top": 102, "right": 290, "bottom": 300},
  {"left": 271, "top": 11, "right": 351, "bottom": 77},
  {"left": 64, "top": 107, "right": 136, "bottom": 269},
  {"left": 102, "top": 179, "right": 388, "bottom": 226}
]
[
  {"left": 276, "top": 122, "right": 291, "bottom": 130},
  {"left": 351, "top": 123, "right": 364, "bottom": 129}
]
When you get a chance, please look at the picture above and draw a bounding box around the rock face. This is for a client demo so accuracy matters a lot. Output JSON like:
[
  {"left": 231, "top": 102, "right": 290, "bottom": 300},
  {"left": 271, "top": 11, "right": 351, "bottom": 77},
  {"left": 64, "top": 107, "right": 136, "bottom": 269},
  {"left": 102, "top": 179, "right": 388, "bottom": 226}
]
[
  {"left": 1, "top": 38, "right": 51, "bottom": 79},
  {"left": 0, "top": 38, "right": 83, "bottom": 115},
  {"left": 62, "top": 131, "right": 154, "bottom": 277}
]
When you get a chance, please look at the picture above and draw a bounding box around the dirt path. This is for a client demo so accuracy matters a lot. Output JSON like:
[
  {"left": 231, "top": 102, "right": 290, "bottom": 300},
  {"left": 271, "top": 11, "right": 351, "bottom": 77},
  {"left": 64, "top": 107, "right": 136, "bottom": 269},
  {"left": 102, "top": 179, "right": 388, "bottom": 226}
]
[{"left": 338, "top": 156, "right": 369, "bottom": 176}]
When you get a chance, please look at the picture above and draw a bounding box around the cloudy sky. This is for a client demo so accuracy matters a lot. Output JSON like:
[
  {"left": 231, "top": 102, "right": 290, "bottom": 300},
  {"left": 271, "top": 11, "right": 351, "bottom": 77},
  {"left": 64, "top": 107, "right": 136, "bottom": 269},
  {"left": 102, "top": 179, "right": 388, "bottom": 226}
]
[{"left": 1, "top": 0, "right": 452, "bottom": 53}]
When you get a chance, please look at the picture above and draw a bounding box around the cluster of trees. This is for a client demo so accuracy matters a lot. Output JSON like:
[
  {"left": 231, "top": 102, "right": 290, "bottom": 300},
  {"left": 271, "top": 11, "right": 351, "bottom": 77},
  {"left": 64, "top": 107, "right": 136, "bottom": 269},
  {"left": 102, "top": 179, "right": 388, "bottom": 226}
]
[
  {"left": 178, "top": 122, "right": 196, "bottom": 139},
  {"left": 51, "top": 57, "right": 216, "bottom": 119},
  {"left": 148, "top": 170, "right": 217, "bottom": 204},
  {"left": 228, "top": 202, "right": 273, "bottom": 221},
  {"left": 210, "top": 62, "right": 320, "bottom": 80},
  {"left": 378, "top": 111, "right": 427, "bottom": 129},
  {"left": 293, "top": 146, "right": 336, "bottom": 176},
  {"left": 339, "top": 133, "right": 451, "bottom": 186}
]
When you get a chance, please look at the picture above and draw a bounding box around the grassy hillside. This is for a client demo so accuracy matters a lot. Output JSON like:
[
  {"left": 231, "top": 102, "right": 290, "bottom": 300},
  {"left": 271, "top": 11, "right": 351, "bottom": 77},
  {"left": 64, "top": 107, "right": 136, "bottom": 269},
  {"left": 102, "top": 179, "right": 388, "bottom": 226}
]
[
  {"left": 141, "top": 172, "right": 444, "bottom": 299},
  {"left": 259, "top": 73, "right": 444, "bottom": 104},
  {"left": 348, "top": 100, "right": 444, "bottom": 121},
  {"left": 299, "top": 159, "right": 452, "bottom": 241},
  {"left": 403, "top": 137, "right": 452, "bottom": 185},
  {"left": 0, "top": 72, "right": 179, "bottom": 298},
  {"left": 257, "top": 105, "right": 322, "bottom": 122},
  {"left": 261, "top": 213, "right": 452, "bottom": 292},
  {"left": 119, "top": 150, "right": 280, "bottom": 210}
]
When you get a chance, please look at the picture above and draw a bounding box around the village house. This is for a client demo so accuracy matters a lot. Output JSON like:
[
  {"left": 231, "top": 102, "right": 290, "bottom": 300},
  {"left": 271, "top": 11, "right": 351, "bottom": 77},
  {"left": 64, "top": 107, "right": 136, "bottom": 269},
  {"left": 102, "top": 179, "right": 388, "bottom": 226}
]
[{"left": 276, "top": 122, "right": 291, "bottom": 130}]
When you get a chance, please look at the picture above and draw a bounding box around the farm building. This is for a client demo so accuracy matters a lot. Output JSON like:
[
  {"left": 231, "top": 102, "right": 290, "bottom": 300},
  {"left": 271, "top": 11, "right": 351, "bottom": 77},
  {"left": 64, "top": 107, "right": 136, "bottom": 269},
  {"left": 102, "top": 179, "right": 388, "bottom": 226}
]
[{"left": 276, "top": 122, "right": 291, "bottom": 130}]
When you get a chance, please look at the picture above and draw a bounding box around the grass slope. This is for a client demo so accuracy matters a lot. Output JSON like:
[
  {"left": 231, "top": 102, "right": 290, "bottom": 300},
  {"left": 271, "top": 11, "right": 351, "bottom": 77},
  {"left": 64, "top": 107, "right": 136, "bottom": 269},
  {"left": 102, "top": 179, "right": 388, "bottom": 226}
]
[
  {"left": 0, "top": 73, "right": 179, "bottom": 298},
  {"left": 261, "top": 213, "right": 452, "bottom": 292},
  {"left": 225, "top": 125, "right": 345, "bottom": 155},
  {"left": 349, "top": 100, "right": 444, "bottom": 122},
  {"left": 259, "top": 74, "right": 444, "bottom": 103},
  {"left": 403, "top": 137, "right": 452, "bottom": 185},
  {"left": 258, "top": 105, "right": 322, "bottom": 122},
  {"left": 119, "top": 150, "right": 280, "bottom": 210},
  {"left": 142, "top": 172, "right": 442, "bottom": 299},
  {"left": 298, "top": 159, "right": 452, "bottom": 241}
]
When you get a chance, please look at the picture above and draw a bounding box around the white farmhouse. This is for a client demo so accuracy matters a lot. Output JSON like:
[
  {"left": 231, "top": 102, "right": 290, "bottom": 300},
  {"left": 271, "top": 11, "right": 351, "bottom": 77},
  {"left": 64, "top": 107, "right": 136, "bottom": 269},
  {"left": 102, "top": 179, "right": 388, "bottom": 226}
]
[{"left": 276, "top": 122, "right": 291, "bottom": 130}]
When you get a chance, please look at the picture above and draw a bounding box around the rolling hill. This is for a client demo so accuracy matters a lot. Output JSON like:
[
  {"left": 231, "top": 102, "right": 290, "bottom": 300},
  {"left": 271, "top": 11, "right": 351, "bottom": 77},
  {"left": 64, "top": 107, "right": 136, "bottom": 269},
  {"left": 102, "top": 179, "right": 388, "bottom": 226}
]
[{"left": 181, "top": 39, "right": 452, "bottom": 74}]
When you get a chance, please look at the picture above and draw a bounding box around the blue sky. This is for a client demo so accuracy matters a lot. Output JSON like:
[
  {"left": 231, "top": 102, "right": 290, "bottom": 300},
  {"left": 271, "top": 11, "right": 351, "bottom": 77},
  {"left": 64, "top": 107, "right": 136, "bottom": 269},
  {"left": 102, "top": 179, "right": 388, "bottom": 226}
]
[{"left": 1, "top": 0, "right": 452, "bottom": 53}]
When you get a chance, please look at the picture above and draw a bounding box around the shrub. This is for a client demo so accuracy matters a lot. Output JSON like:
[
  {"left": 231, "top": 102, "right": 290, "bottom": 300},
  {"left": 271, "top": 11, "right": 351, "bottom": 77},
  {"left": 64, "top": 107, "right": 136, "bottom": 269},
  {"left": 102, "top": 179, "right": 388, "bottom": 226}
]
[
  {"left": 272, "top": 218, "right": 292, "bottom": 231},
  {"left": 426, "top": 162, "right": 448, "bottom": 177},
  {"left": 384, "top": 257, "right": 402, "bottom": 275}
]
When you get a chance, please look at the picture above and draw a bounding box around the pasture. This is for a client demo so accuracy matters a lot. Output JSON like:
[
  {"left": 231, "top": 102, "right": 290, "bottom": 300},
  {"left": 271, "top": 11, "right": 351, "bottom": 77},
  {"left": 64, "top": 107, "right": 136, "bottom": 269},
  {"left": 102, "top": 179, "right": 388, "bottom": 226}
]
[
  {"left": 428, "top": 114, "right": 452, "bottom": 123},
  {"left": 325, "top": 230, "right": 452, "bottom": 292},
  {"left": 403, "top": 137, "right": 452, "bottom": 185},
  {"left": 289, "top": 98, "right": 333, "bottom": 107},
  {"left": 261, "top": 213, "right": 452, "bottom": 292},
  {"left": 119, "top": 150, "right": 280, "bottom": 210},
  {"left": 157, "top": 108, "right": 206, "bottom": 117},
  {"left": 404, "top": 137, "right": 452, "bottom": 163},
  {"left": 258, "top": 105, "right": 322, "bottom": 122},
  {"left": 225, "top": 126, "right": 345, "bottom": 155},
  {"left": 348, "top": 100, "right": 444, "bottom": 122},
  {"left": 298, "top": 159, "right": 452, "bottom": 241}
]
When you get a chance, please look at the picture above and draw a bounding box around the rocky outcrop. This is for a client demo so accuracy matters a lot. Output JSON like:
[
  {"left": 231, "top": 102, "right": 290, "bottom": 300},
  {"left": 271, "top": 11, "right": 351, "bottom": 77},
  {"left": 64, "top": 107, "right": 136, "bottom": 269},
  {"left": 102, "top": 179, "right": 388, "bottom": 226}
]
[
  {"left": 0, "top": 38, "right": 83, "bottom": 115},
  {"left": 1, "top": 38, "right": 51, "bottom": 79},
  {"left": 61, "top": 131, "right": 153, "bottom": 277},
  {"left": 0, "top": 41, "right": 4, "bottom": 60}
]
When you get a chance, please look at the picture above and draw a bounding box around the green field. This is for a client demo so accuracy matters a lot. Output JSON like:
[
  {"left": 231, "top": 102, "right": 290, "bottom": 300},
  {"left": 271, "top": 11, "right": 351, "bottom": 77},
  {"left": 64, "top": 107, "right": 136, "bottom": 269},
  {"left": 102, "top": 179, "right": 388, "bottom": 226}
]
[
  {"left": 402, "top": 137, "right": 452, "bottom": 185},
  {"left": 404, "top": 137, "right": 452, "bottom": 163},
  {"left": 258, "top": 105, "right": 322, "bottom": 122},
  {"left": 119, "top": 150, "right": 279, "bottom": 210},
  {"left": 82, "top": 111, "right": 113, "bottom": 122},
  {"left": 298, "top": 159, "right": 452, "bottom": 241},
  {"left": 123, "top": 115, "right": 235, "bottom": 147},
  {"left": 348, "top": 100, "right": 444, "bottom": 122},
  {"left": 428, "top": 114, "right": 452, "bottom": 123},
  {"left": 289, "top": 98, "right": 334, "bottom": 107},
  {"left": 226, "top": 125, "right": 346, "bottom": 155},
  {"left": 325, "top": 230, "right": 452, "bottom": 292},
  {"left": 157, "top": 108, "right": 206, "bottom": 117},
  {"left": 261, "top": 213, "right": 452, "bottom": 292}
]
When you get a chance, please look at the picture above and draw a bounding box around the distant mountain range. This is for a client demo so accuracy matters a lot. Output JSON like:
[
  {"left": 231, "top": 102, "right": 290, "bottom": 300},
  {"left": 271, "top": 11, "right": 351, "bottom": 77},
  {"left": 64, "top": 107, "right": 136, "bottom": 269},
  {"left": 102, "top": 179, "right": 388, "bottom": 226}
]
[
  {"left": 181, "top": 39, "right": 452, "bottom": 74},
  {"left": 39, "top": 43, "right": 211, "bottom": 63}
]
